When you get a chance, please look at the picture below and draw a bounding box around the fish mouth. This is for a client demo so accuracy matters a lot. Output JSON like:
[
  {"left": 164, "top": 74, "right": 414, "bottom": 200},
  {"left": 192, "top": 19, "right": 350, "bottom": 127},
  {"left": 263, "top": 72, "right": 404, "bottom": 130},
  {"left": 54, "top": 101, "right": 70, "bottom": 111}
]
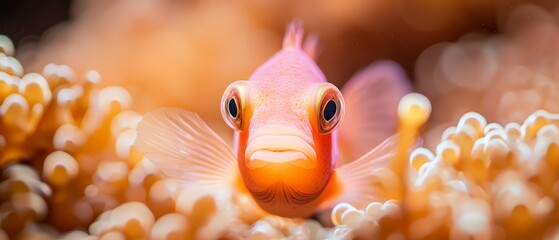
[{"left": 245, "top": 135, "right": 317, "bottom": 169}]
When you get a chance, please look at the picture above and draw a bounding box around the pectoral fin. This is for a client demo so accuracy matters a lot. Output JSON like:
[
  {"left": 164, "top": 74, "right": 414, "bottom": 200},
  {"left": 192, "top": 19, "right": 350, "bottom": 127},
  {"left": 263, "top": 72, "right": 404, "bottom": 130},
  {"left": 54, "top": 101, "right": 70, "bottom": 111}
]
[
  {"left": 134, "top": 108, "right": 238, "bottom": 191},
  {"left": 326, "top": 135, "right": 398, "bottom": 208},
  {"left": 338, "top": 61, "right": 410, "bottom": 165}
]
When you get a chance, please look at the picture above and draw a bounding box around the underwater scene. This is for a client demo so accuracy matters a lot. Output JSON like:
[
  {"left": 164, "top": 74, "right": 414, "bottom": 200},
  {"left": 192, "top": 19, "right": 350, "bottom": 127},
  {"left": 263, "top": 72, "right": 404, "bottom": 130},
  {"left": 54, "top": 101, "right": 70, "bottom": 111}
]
[{"left": 2, "top": 0, "right": 559, "bottom": 239}]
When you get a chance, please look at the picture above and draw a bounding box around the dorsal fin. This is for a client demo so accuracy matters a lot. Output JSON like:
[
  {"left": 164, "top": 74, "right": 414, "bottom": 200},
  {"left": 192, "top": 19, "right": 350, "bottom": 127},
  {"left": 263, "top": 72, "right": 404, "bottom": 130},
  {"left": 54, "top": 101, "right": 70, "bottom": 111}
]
[
  {"left": 283, "top": 20, "right": 304, "bottom": 49},
  {"left": 303, "top": 33, "right": 319, "bottom": 60},
  {"left": 283, "top": 20, "right": 319, "bottom": 59}
]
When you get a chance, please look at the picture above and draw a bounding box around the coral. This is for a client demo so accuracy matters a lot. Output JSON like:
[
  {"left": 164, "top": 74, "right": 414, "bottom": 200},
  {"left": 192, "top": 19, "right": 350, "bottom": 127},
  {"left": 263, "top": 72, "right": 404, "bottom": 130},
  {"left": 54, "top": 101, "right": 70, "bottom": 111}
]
[
  {"left": 0, "top": 34, "right": 142, "bottom": 238},
  {"left": 332, "top": 110, "right": 559, "bottom": 239}
]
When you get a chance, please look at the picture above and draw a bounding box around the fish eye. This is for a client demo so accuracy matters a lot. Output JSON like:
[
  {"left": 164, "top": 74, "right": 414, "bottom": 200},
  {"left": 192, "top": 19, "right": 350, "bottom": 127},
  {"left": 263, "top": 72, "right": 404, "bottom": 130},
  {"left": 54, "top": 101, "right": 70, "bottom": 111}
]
[
  {"left": 317, "top": 86, "right": 344, "bottom": 134},
  {"left": 223, "top": 93, "right": 243, "bottom": 130},
  {"left": 221, "top": 82, "right": 247, "bottom": 131},
  {"left": 228, "top": 97, "right": 239, "bottom": 119},
  {"left": 322, "top": 100, "right": 336, "bottom": 121}
]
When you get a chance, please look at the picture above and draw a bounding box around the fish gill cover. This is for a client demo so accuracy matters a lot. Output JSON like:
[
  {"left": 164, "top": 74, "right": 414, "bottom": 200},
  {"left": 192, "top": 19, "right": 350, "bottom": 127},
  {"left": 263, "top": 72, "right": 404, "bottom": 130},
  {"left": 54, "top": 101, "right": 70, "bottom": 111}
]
[{"left": 1, "top": 1, "right": 559, "bottom": 240}]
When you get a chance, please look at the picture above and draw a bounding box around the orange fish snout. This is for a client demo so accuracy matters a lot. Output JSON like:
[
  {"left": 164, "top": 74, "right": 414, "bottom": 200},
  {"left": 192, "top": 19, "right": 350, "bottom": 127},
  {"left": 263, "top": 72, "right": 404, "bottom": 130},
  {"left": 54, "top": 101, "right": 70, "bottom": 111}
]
[{"left": 245, "top": 135, "right": 317, "bottom": 169}]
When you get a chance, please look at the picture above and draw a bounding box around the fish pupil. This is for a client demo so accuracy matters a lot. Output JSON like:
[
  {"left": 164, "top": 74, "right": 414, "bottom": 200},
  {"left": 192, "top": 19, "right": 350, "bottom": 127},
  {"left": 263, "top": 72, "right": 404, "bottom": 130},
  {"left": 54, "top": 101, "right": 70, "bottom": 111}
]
[
  {"left": 323, "top": 100, "right": 336, "bottom": 121},
  {"left": 228, "top": 98, "right": 238, "bottom": 118}
]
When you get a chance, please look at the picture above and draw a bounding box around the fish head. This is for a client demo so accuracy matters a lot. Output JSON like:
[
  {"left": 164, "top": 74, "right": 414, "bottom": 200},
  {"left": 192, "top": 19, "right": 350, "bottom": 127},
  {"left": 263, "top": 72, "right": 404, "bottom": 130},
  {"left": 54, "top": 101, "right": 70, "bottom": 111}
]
[{"left": 220, "top": 47, "right": 344, "bottom": 213}]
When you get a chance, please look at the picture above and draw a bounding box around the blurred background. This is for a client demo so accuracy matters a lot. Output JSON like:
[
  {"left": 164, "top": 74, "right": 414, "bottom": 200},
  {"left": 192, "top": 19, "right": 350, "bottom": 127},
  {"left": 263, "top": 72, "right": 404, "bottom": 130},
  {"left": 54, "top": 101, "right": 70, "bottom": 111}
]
[{"left": 1, "top": 0, "right": 557, "bottom": 144}]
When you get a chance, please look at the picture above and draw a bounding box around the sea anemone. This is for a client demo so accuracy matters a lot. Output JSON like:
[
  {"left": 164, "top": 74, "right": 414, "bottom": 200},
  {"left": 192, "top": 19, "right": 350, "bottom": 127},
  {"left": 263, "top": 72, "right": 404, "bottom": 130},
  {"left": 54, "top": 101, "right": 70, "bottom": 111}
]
[{"left": 332, "top": 110, "right": 559, "bottom": 239}]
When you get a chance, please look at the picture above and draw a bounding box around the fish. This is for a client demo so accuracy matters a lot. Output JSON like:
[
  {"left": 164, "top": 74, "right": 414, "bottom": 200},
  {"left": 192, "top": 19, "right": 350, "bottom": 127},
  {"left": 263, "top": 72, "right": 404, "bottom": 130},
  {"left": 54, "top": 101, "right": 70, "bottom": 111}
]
[{"left": 134, "top": 21, "right": 410, "bottom": 218}]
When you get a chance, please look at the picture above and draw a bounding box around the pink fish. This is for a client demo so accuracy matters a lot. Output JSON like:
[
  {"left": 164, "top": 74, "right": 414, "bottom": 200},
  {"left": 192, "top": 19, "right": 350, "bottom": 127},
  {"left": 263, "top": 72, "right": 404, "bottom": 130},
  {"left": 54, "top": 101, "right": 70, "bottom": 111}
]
[{"left": 134, "top": 21, "right": 410, "bottom": 218}]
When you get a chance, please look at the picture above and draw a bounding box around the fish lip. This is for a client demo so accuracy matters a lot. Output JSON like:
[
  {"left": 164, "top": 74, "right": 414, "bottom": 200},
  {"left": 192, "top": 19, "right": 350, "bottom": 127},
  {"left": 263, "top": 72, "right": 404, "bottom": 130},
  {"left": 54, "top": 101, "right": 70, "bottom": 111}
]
[{"left": 245, "top": 135, "right": 317, "bottom": 169}]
